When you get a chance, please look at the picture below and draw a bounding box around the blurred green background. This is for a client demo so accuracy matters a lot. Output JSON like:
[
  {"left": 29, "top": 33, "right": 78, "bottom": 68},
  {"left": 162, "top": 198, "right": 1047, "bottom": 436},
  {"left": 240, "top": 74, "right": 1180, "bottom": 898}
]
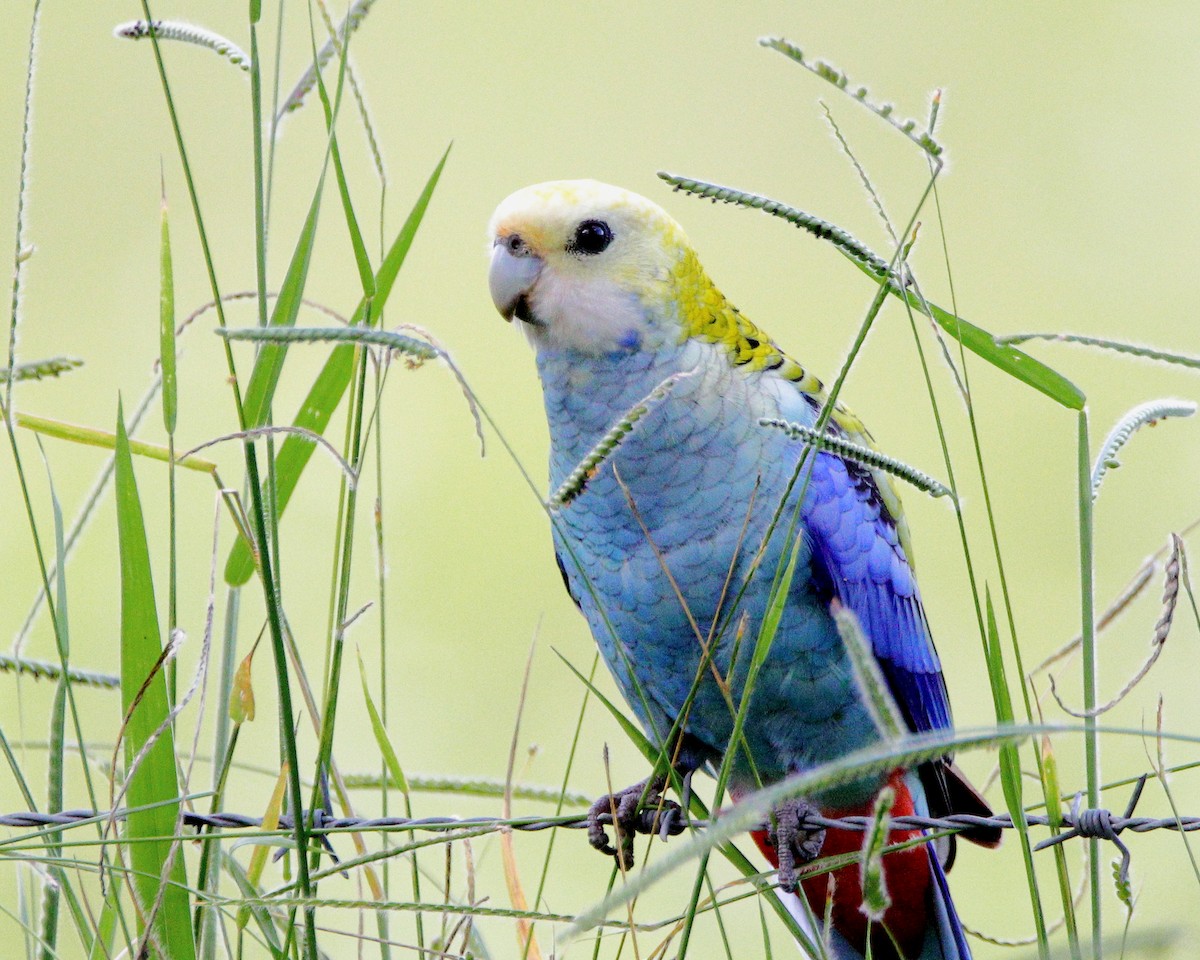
[{"left": 1, "top": 2, "right": 1198, "bottom": 957}]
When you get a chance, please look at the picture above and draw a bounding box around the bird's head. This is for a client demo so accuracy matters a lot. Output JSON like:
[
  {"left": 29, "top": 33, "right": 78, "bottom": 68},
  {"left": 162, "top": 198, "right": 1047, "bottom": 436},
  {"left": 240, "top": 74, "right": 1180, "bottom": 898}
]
[{"left": 487, "top": 180, "right": 692, "bottom": 354}]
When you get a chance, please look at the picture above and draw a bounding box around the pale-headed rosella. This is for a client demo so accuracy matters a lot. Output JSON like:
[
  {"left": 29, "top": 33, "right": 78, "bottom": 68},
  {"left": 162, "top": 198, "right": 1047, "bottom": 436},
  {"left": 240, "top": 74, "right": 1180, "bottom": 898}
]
[{"left": 487, "top": 180, "right": 998, "bottom": 960}]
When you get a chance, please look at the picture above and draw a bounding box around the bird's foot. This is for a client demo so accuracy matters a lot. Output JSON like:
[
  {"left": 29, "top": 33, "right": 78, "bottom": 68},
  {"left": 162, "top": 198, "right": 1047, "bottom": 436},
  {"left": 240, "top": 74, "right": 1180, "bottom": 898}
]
[
  {"left": 587, "top": 775, "right": 684, "bottom": 870},
  {"left": 767, "top": 797, "right": 827, "bottom": 894}
]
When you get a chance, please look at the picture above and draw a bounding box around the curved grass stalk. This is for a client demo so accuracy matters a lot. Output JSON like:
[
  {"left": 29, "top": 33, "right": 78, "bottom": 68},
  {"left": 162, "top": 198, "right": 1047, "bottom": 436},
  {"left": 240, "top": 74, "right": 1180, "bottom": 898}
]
[
  {"left": 114, "top": 20, "right": 251, "bottom": 73},
  {"left": 658, "top": 172, "right": 894, "bottom": 278},
  {"left": 996, "top": 332, "right": 1200, "bottom": 370},
  {"left": 313, "top": 0, "right": 386, "bottom": 186},
  {"left": 860, "top": 786, "right": 896, "bottom": 922},
  {"left": 833, "top": 604, "right": 905, "bottom": 739},
  {"left": 1091, "top": 399, "right": 1196, "bottom": 500},
  {"left": 278, "top": 0, "right": 377, "bottom": 118},
  {"left": 0, "top": 357, "right": 83, "bottom": 383},
  {"left": 179, "top": 425, "right": 357, "bottom": 489},
  {"left": 548, "top": 371, "right": 695, "bottom": 509},
  {"left": 217, "top": 321, "right": 485, "bottom": 454},
  {"left": 392, "top": 321, "right": 485, "bottom": 454},
  {"left": 758, "top": 37, "right": 944, "bottom": 160},
  {"left": 821, "top": 103, "right": 900, "bottom": 249},
  {"left": 217, "top": 324, "right": 436, "bottom": 360},
  {"left": 760, "top": 417, "right": 950, "bottom": 498},
  {"left": 343, "top": 774, "right": 591, "bottom": 807},
  {"left": 0, "top": 655, "right": 118, "bottom": 690},
  {"left": 1049, "top": 535, "right": 1183, "bottom": 719},
  {"left": 1030, "top": 520, "right": 1200, "bottom": 676},
  {"left": 1032, "top": 559, "right": 1157, "bottom": 675}
]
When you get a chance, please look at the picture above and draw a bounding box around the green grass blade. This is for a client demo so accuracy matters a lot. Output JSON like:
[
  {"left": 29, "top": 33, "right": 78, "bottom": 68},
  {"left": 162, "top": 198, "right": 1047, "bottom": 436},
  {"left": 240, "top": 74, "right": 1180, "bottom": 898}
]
[
  {"left": 224, "top": 145, "right": 450, "bottom": 585},
  {"left": 84, "top": 888, "right": 119, "bottom": 960},
  {"left": 356, "top": 650, "right": 408, "bottom": 794},
  {"left": 114, "top": 399, "right": 196, "bottom": 960},
  {"left": 15, "top": 412, "right": 216, "bottom": 474},
  {"left": 1077, "top": 410, "right": 1102, "bottom": 955},
  {"left": 39, "top": 443, "right": 67, "bottom": 960},
  {"left": 839, "top": 252, "right": 1084, "bottom": 409},
  {"left": 222, "top": 853, "right": 287, "bottom": 959},
  {"left": 984, "top": 589, "right": 1049, "bottom": 956},
  {"left": 241, "top": 186, "right": 324, "bottom": 429},
  {"left": 365, "top": 143, "right": 450, "bottom": 326},
  {"left": 311, "top": 28, "right": 374, "bottom": 300},
  {"left": 555, "top": 650, "right": 656, "bottom": 757},
  {"left": 159, "top": 181, "right": 177, "bottom": 435},
  {"left": 912, "top": 284, "right": 1084, "bottom": 410}
]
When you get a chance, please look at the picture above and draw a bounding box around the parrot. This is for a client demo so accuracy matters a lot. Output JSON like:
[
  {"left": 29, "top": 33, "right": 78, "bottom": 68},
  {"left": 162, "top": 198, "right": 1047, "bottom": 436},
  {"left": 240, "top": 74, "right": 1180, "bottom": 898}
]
[{"left": 487, "top": 180, "right": 998, "bottom": 960}]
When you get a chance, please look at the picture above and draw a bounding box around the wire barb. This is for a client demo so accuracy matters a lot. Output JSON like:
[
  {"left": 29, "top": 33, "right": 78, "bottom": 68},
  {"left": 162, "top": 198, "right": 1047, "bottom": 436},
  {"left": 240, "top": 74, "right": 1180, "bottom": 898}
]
[{"left": 1033, "top": 776, "right": 1147, "bottom": 892}]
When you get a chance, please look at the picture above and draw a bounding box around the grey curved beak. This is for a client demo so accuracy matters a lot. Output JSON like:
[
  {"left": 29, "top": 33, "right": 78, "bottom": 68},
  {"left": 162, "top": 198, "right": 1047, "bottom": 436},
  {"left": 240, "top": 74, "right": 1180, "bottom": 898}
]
[{"left": 489, "top": 239, "right": 543, "bottom": 322}]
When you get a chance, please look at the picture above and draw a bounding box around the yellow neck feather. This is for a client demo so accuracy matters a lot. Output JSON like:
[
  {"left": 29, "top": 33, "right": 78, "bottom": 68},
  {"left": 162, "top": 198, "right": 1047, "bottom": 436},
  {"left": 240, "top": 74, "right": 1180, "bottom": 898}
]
[{"left": 666, "top": 245, "right": 915, "bottom": 563}]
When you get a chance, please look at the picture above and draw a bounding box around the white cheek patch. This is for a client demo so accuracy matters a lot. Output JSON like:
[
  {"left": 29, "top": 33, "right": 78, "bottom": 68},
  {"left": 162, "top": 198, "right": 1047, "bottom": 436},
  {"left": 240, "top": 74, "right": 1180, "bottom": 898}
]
[{"left": 526, "top": 271, "right": 652, "bottom": 354}]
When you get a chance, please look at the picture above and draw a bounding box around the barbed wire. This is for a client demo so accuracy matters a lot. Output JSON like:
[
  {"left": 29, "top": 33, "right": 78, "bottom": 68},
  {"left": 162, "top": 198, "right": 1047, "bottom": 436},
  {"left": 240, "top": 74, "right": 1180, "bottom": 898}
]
[
  {"left": 3, "top": 801, "right": 1185, "bottom": 844},
  {"left": 0, "top": 776, "right": 1174, "bottom": 886}
]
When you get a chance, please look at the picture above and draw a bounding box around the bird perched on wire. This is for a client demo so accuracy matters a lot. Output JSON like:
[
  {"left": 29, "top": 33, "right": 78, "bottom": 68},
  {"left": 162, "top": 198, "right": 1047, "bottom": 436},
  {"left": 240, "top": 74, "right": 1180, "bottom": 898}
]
[{"left": 487, "top": 180, "right": 997, "bottom": 960}]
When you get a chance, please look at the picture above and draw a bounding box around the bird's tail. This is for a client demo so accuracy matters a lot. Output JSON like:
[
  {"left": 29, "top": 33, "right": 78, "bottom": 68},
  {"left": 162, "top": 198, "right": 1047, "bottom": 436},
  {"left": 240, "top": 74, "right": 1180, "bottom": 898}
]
[{"left": 747, "top": 769, "right": 972, "bottom": 960}]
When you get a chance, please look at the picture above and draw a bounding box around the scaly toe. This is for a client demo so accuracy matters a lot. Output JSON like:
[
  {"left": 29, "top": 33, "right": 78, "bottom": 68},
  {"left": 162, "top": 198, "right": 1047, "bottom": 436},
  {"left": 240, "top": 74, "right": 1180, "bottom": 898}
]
[{"left": 768, "top": 797, "right": 827, "bottom": 893}]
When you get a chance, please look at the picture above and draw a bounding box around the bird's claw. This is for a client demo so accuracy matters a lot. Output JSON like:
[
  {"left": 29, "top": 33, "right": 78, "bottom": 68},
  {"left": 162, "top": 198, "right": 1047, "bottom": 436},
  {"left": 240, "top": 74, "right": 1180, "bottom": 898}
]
[
  {"left": 766, "top": 797, "right": 827, "bottom": 894},
  {"left": 587, "top": 776, "right": 683, "bottom": 870}
]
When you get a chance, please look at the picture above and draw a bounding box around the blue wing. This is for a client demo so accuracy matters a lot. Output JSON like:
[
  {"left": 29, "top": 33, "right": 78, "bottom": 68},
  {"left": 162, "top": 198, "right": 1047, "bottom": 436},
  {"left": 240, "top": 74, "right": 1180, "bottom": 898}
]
[
  {"left": 800, "top": 440, "right": 1004, "bottom": 849},
  {"left": 801, "top": 447, "right": 952, "bottom": 737}
]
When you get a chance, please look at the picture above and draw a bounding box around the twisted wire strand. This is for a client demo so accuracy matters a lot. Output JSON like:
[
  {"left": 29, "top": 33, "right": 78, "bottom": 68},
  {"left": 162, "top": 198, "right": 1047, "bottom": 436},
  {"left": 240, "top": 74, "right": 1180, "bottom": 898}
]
[
  {"left": 2, "top": 780, "right": 1160, "bottom": 903},
  {"left": 1, "top": 802, "right": 1187, "bottom": 843},
  {"left": 0, "top": 789, "right": 1168, "bottom": 891}
]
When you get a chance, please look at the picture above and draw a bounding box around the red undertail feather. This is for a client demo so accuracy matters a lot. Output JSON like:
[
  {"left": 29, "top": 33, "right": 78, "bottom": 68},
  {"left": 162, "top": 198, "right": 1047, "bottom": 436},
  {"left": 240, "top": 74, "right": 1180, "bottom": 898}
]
[{"left": 750, "top": 770, "right": 932, "bottom": 960}]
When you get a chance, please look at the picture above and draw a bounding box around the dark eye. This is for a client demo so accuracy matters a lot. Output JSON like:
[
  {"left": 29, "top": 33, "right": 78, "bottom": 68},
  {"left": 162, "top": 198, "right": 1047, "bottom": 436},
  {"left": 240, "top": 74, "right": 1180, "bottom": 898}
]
[{"left": 570, "top": 219, "right": 613, "bottom": 256}]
